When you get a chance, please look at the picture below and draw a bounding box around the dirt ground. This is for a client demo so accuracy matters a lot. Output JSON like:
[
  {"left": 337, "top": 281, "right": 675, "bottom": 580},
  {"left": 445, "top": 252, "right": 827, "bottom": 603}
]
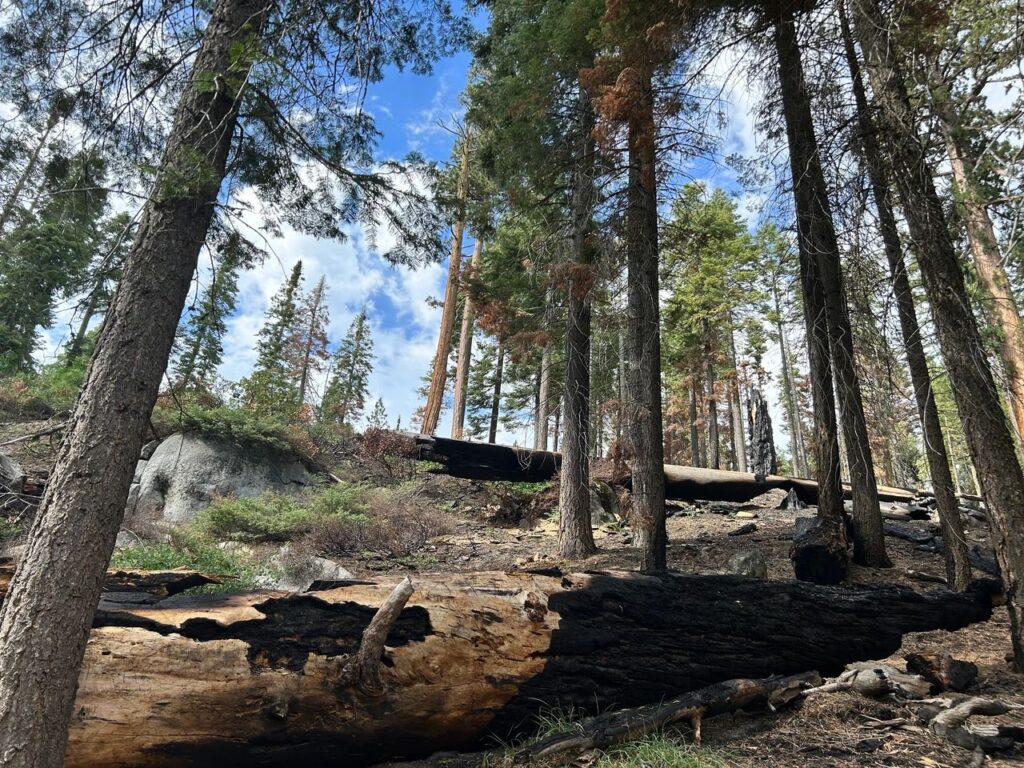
[{"left": 2, "top": 418, "right": 1022, "bottom": 766}]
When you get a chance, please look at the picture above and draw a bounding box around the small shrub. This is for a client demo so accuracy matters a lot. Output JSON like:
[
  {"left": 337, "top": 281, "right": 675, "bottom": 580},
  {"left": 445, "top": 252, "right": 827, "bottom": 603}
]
[
  {"left": 193, "top": 483, "right": 369, "bottom": 543},
  {"left": 360, "top": 428, "right": 418, "bottom": 479},
  {"left": 303, "top": 485, "right": 455, "bottom": 558}
]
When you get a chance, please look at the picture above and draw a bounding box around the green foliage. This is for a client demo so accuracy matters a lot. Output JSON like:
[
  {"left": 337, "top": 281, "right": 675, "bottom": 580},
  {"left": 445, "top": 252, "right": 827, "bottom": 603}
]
[
  {"left": 366, "top": 397, "right": 388, "bottom": 429},
  {"left": 152, "top": 400, "right": 294, "bottom": 454},
  {"left": 322, "top": 308, "right": 374, "bottom": 426},
  {"left": 108, "top": 540, "right": 263, "bottom": 592},
  {"left": 0, "top": 150, "right": 112, "bottom": 374},
  {"left": 240, "top": 261, "right": 304, "bottom": 417},
  {"left": 173, "top": 244, "right": 242, "bottom": 392},
  {"left": 193, "top": 483, "right": 369, "bottom": 543},
  {"left": 0, "top": 335, "right": 93, "bottom": 416}
]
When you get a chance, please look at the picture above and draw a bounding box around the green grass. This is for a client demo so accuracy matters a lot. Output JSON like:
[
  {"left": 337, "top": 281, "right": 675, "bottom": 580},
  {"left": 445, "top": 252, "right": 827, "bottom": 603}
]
[
  {"left": 488, "top": 479, "right": 553, "bottom": 495},
  {"left": 528, "top": 709, "right": 730, "bottom": 768},
  {"left": 594, "top": 735, "right": 730, "bottom": 767},
  {"left": 109, "top": 540, "right": 263, "bottom": 592}
]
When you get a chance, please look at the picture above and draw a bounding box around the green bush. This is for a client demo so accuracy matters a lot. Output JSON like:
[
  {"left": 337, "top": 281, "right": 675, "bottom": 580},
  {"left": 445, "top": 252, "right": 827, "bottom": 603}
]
[
  {"left": 151, "top": 399, "right": 294, "bottom": 454},
  {"left": 193, "top": 483, "right": 369, "bottom": 543}
]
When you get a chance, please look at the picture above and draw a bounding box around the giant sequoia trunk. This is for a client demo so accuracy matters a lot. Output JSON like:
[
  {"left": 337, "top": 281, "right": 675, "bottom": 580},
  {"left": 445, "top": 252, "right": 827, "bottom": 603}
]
[
  {"left": 422, "top": 136, "right": 471, "bottom": 435},
  {"left": 838, "top": 4, "right": 970, "bottom": 590},
  {"left": 451, "top": 239, "right": 483, "bottom": 440},
  {"left": 851, "top": 0, "right": 1024, "bottom": 667},
  {"left": 0, "top": 1, "right": 273, "bottom": 764},
  {"left": 624, "top": 68, "right": 667, "bottom": 571},
  {"left": 47, "top": 571, "right": 996, "bottom": 767},
  {"left": 773, "top": 9, "right": 888, "bottom": 567},
  {"left": 558, "top": 89, "right": 598, "bottom": 558}
]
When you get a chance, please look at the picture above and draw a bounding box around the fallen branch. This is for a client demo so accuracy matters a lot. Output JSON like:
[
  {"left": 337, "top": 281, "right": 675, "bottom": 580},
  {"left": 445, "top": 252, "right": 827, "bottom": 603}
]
[
  {"left": 515, "top": 671, "right": 820, "bottom": 763},
  {"left": 337, "top": 576, "right": 414, "bottom": 695},
  {"left": 0, "top": 421, "right": 67, "bottom": 447}
]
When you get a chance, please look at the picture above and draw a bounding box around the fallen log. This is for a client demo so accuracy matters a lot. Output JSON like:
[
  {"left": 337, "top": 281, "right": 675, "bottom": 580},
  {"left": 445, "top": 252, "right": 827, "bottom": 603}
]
[
  {"left": 415, "top": 435, "right": 918, "bottom": 504},
  {"left": 0, "top": 561, "right": 218, "bottom": 603},
  {"left": 516, "top": 671, "right": 820, "bottom": 762},
  {"left": 39, "top": 569, "right": 998, "bottom": 766}
]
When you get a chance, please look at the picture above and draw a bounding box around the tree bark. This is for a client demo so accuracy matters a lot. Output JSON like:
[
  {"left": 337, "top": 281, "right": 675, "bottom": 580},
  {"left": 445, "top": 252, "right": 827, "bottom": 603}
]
[
  {"left": 703, "top": 321, "right": 720, "bottom": 470},
  {"left": 688, "top": 384, "right": 701, "bottom": 468},
  {"left": 623, "top": 68, "right": 667, "bottom": 572},
  {"left": 535, "top": 321, "right": 553, "bottom": 450},
  {"left": 558, "top": 88, "right": 598, "bottom": 558},
  {"left": 0, "top": 1, "right": 272, "bottom": 764},
  {"left": 38, "top": 571, "right": 996, "bottom": 767},
  {"left": 451, "top": 239, "right": 483, "bottom": 440},
  {"left": 851, "top": 0, "right": 1024, "bottom": 666},
  {"left": 773, "top": 8, "right": 889, "bottom": 568},
  {"left": 488, "top": 339, "right": 504, "bottom": 444},
  {"left": 421, "top": 135, "right": 471, "bottom": 435},
  {"left": 728, "top": 329, "right": 748, "bottom": 472},
  {"left": 773, "top": 15, "right": 845, "bottom": 526},
  {"left": 772, "top": 278, "right": 808, "bottom": 477},
  {"left": 838, "top": 2, "right": 970, "bottom": 590},
  {"left": 929, "top": 78, "right": 1024, "bottom": 447}
]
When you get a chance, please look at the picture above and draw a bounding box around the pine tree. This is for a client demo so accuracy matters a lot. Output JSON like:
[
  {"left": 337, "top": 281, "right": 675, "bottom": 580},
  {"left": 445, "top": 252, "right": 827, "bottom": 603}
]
[
  {"left": 241, "top": 261, "right": 303, "bottom": 416},
  {"left": 367, "top": 398, "right": 388, "bottom": 429},
  {"left": 173, "top": 252, "right": 240, "bottom": 392},
  {"left": 287, "top": 275, "right": 330, "bottom": 407},
  {"left": 322, "top": 308, "right": 374, "bottom": 427}
]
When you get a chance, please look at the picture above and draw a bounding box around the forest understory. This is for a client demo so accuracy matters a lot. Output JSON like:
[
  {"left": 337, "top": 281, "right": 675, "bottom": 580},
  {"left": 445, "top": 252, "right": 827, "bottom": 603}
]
[{"left": 2, "top": 418, "right": 1019, "bottom": 768}]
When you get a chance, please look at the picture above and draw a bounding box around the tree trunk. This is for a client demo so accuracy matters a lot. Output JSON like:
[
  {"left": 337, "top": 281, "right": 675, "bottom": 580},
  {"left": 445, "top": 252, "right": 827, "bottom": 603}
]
[
  {"left": 0, "top": 1, "right": 272, "bottom": 764},
  {"left": 688, "top": 385, "right": 701, "bottom": 468},
  {"left": 535, "top": 327, "right": 552, "bottom": 450},
  {"left": 838, "top": 2, "right": 970, "bottom": 590},
  {"left": 421, "top": 136, "right": 471, "bottom": 435},
  {"left": 729, "top": 330, "right": 748, "bottom": 472},
  {"left": 0, "top": 118, "right": 56, "bottom": 233},
  {"left": 558, "top": 89, "right": 598, "bottom": 558},
  {"left": 703, "top": 321, "right": 720, "bottom": 470},
  {"left": 851, "top": 0, "right": 1024, "bottom": 666},
  {"left": 297, "top": 277, "right": 326, "bottom": 406},
  {"left": 773, "top": 281, "right": 807, "bottom": 477},
  {"left": 41, "top": 571, "right": 996, "bottom": 767},
  {"left": 451, "top": 239, "right": 483, "bottom": 440},
  {"left": 773, "top": 8, "right": 889, "bottom": 568},
  {"left": 930, "top": 80, "right": 1024, "bottom": 447},
  {"left": 773, "top": 14, "right": 845, "bottom": 527},
  {"left": 623, "top": 68, "right": 666, "bottom": 572},
  {"left": 66, "top": 289, "right": 102, "bottom": 365},
  {"left": 488, "top": 339, "right": 504, "bottom": 444},
  {"left": 749, "top": 388, "right": 778, "bottom": 477}
]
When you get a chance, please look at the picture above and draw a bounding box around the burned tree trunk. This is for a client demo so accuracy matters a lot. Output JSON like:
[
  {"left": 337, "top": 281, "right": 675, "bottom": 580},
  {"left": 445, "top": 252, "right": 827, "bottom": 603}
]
[
  {"left": 749, "top": 388, "right": 777, "bottom": 477},
  {"left": 41, "top": 570, "right": 997, "bottom": 767}
]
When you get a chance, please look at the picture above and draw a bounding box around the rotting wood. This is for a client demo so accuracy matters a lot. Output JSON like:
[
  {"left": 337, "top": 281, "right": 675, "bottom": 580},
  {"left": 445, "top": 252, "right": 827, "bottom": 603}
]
[
  {"left": 6, "top": 569, "right": 992, "bottom": 767},
  {"left": 514, "top": 671, "right": 820, "bottom": 763}
]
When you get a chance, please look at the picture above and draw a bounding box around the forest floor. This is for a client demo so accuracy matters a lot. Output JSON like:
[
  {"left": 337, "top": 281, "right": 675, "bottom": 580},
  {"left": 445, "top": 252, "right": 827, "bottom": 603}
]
[{"left": 1, "top": 418, "right": 1022, "bottom": 767}]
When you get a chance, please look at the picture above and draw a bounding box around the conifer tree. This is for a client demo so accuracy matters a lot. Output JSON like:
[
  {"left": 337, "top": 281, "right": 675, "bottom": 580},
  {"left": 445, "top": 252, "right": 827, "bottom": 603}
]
[
  {"left": 241, "top": 262, "right": 303, "bottom": 416},
  {"left": 173, "top": 252, "right": 240, "bottom": 392},
  {"left": 367, "top": 397, "right": 388, "bottom": 429},
  {"left": 288, "top": 275, "right": 330, "bottom": 407},
  {"left": 322, "top": 308, "right": 374, "bottom": 427}
]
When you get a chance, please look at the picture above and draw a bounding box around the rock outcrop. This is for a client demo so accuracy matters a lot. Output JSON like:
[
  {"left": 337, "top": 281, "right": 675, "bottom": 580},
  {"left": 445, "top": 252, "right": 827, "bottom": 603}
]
[{"left": 125, "top": 432, "right": 314, "bottom": 529}]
